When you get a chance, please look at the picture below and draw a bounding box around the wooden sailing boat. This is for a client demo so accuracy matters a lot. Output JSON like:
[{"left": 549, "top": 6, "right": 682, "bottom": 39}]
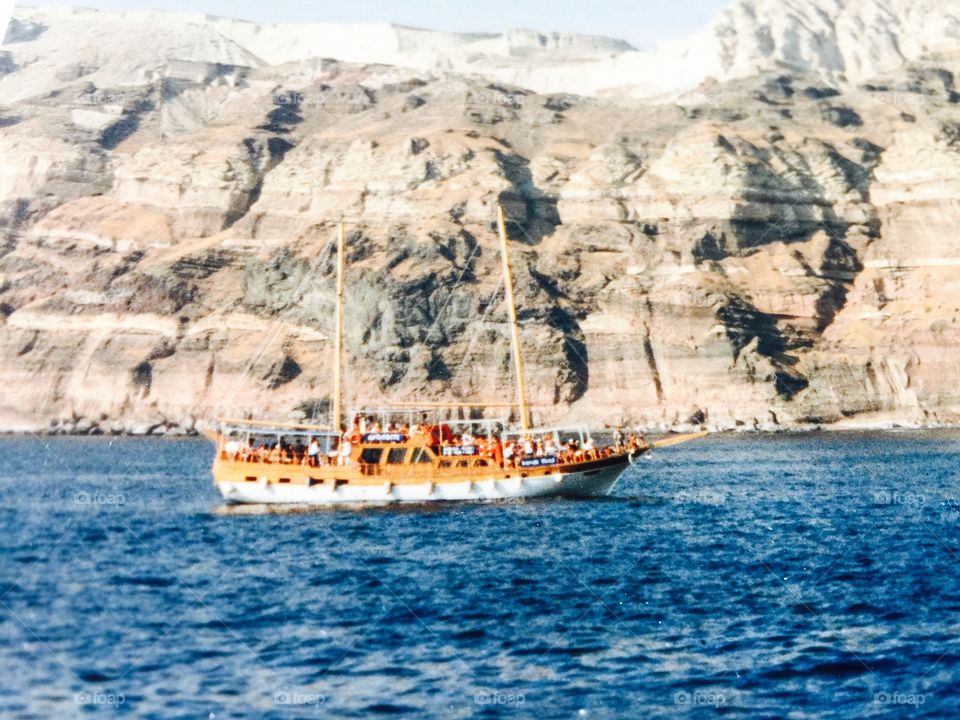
[{"left": 208, "top": 208, "right": 704, "bottom": 505}]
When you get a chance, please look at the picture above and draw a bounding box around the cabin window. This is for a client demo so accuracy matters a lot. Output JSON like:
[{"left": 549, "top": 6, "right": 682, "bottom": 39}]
[
  {"left": 475, "top": 459, "right": 488, "bottom": 467},
  {"left": 410, "top": 448, "right": 432, "bottom": 464},
  {"left": 244, "top": 476, "right": 257, "bottom": 483},
  {"left": 456, "top": 459, "right": 469, "bottom": 468},
  {"left": 387, "top": 448, "right": 407, "bottom": 464},
  {"left": 279, "top": 478, "right": 291, "bottom": 484},
  {"left": 360, "top": 448, "right": 383, "bottom": 464}
]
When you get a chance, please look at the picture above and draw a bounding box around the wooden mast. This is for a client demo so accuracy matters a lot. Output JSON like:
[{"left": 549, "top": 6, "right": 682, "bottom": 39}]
[
  {"left": 331, "top": 223, "right": 345, "bottom": 432},
  {"left": 497, "top": 206, "right": 531, "bottom": 431}
]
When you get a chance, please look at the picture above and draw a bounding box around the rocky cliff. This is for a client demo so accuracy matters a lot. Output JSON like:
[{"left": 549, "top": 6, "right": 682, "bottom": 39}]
[{"left": 1, "top": 5, "right": 959, "bottom": 434}]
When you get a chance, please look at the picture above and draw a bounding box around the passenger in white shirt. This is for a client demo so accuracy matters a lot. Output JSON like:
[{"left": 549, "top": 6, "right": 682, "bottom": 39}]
[
  {"left": 224, "top": 439, "right": 241, "bottom": 459},
  {"left": 338, "top": 434, "right": 352, "bottom": 466}
]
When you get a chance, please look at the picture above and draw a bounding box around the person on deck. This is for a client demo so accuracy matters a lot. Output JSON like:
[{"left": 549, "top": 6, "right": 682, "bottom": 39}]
[
  {"left": 490, "top": 436, "right": 504, "bottom": 468},
  {"left": 544, "top": 436, "right": 557, "bottom": 456},
  {"left": 570, "top": 439, "right": 583, "bottom": 461},
  {"left": 416, "top": 413, "right": 430, "bottom": 437},
  {"left": 266, "top": 442, "right": 279, "bottom": 464},
  {"left": 582, "top": 436, "right": 595, "bottom": 459},
  {"left": 224, "top": 438, "right": 241, "bottom": 460},
  {"left": 308, "top": 437, "right": 320, "bottom": 467},
  {"left": 339, "top": 425, "right": 352, "bottom": 466},
  {"left": 348, "top": 422, "right": 362, "bottom": 445},
  {"left": 613, "top": 426, "right": 625, "bottom": 451},
  {"left": 327, "top": 434, "right": 340, "bottom": 465},
  {"left": 533, "top": 440, "right": 544, "bottom": 458},
  {"left": 242, "top": 438, "right": 255, "bottom": 461}
]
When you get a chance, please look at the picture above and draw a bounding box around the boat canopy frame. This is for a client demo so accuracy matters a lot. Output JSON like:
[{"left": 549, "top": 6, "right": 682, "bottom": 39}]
[
  {"left": 217, "top": 419, "right": 342, "bottom": 452},
  {"left": 218, "top": 415, "right": 592, "bottom": 446},
  {"left": 349, "top": 406, "right": 512, "bottom": 439},
  {"left": 500, "top": 424, "right": 592, "bottom": 447}
]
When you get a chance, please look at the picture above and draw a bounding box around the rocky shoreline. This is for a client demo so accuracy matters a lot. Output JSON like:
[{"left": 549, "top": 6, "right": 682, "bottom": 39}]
[
  {"left": 4, "top": 414, "right": 958, "bottom": 438},
  {"left": 41, "top": 415, "right": 202, "bottom": 437}
]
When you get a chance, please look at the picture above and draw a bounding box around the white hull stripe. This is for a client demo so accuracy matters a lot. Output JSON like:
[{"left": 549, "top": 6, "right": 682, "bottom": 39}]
[{"left": 216, "top": 463, "right": 629, "bottom": 505}]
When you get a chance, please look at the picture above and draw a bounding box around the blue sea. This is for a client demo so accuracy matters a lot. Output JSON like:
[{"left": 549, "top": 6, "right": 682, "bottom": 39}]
[{"left": 1, "top": 432, "right": 959, "bottom": 718}]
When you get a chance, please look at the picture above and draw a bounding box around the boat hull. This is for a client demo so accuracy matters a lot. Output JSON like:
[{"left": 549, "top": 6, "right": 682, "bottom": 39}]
[{"left": 214, "top": 455, "right": 632, "bottom": 506}]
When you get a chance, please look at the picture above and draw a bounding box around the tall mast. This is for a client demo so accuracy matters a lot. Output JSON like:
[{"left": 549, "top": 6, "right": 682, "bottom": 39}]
[
  {"left": 331, "top": 223, "right": 345, "bottom": 432},
  {"left": 497, "top": 206, "right": 531, "bottom": 431}
]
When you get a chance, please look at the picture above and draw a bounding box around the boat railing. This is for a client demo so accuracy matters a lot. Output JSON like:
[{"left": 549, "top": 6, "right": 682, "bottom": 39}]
[
  {"left": 217, "top": 418, "right": 341, "bottom": 438},
  {"left": 216, "top": 418, "right": 343, "bottom": 461},
  {"left": 349, "top": 407, "right": 511, "bottom": 438}
]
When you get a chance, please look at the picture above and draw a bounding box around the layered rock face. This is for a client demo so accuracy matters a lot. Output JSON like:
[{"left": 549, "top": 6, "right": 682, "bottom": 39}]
[{"left": 0, "top": 7, "right": 959, "bottom": 433}]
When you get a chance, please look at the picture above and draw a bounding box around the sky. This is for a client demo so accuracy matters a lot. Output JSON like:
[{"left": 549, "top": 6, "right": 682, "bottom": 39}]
[{"left": 7, "top": 0, "right": 730, "bottom": 49}]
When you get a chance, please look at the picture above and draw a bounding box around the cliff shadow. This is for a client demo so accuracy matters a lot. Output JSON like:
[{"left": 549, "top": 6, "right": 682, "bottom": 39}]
[
  {"left": 493, "top": 150, "right": 560, "bottom": 245},
  {"left": 716, "top": 295, "right": 810, "bottom": 401}
]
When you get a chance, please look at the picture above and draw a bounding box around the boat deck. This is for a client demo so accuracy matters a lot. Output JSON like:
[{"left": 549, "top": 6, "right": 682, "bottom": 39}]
[{"left": 213, "top": 439, "right": 638, "bottom": 489}]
